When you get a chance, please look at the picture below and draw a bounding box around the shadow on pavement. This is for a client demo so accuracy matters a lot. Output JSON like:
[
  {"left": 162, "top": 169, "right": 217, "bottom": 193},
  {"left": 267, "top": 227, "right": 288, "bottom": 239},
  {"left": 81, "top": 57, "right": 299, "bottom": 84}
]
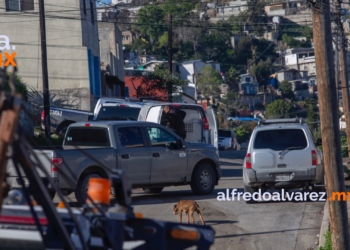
[
  {"left": 130, "top": 188, "right": 244, "bottom": 206},
  {"left": 205, "top": 220, "right": 239, "bottom": 226},
  {"left": 215, "top": 227, "right": 319, "bottom": 239},
  {"left": 222, "top": 169, "right": 242, "bottom": 178}
]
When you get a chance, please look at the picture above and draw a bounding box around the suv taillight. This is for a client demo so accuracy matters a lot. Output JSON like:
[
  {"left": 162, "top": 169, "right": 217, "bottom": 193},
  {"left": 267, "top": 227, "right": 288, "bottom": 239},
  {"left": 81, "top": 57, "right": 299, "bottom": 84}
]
[
  {"left": 231, "top": 138, "right": 235, "bottom": 144},
  {"left": 41, "top": 110, "right": 45, "bottom": 121},
  {"left": 203, "top": 117, "right": 209, "bottom": 130},
  {"left": 51, "top": 157, "right": 63, "bottom": 178},
  {"left": 311, "top": 150, "right": 317, "bottom": 165},
  {"left": 245, "top": 153, "right": 252, "bottom": 169}
]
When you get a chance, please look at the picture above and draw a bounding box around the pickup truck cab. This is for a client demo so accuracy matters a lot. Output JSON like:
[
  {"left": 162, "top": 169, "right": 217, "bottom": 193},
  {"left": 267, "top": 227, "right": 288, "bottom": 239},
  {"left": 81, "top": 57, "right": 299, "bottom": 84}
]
[{"left": 17, "top": 121, "right": 221, "bottom": 205}]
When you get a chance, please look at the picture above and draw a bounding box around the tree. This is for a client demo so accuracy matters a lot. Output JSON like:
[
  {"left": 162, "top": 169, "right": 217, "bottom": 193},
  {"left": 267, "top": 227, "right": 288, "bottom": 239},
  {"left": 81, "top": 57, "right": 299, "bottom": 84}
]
[
  {"left": 196, "top": 65, "right": 222, "bottom": 98},
  {"left": 265, "top": 99, "right": 293, "bottom": 119},
  {"left": 130, "top": 66, "right": 188, "bottom": 101},
  {"left": 249, "top": 58, "right": 274, "bottom": 88},
  {"left": 224, "top": 67, "right": 240, "bottom": 92},
  {"left": 135, "top": 6, "right": 167, "bottom": 47},
  {"left": 305, "top": 98, "right": 318, "bottom": 130},
  {"left": 241, "top": 0, "right": 269, "bottom": 37},
  {"left": 279, "top": 80, "right": 294, "bottom": 99}
]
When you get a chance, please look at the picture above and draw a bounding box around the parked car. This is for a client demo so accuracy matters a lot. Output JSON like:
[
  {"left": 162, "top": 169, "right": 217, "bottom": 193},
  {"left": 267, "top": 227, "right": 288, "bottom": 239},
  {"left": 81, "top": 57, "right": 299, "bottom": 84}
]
[
  {"left": 242, "top": 118, "right": 324, "bottom": 203},
  {"left": 8, "top": 121, "right": 221, "bottom": 205},
  {"left": 218, "top": 129, "right": 238, "bottom": 150}
]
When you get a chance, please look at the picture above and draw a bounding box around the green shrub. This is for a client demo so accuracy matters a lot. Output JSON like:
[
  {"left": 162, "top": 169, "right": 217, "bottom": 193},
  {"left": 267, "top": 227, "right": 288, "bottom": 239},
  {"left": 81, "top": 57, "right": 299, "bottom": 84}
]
[{"left": 319, "top": 229, "right": 332, "bottom": 250}]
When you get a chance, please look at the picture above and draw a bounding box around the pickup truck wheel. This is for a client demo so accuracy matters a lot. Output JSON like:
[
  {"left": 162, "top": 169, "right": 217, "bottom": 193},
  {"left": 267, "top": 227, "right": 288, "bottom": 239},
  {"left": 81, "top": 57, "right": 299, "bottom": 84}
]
[
  {"left": 75, "top": 173, "right": 101, "bottom": 205},
  {"left": 190, "top": 163, "right": 215, "bottom": 195},
  {"left": 244, "top": 185, "right": 257, "bottom": 204},
  {"left": 142, "top": 187, "right": 164, "bottom": 193}
]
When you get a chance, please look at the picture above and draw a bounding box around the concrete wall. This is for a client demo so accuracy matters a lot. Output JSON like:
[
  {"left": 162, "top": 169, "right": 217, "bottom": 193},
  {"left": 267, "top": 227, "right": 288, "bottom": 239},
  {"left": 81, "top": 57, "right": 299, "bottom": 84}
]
[{"left": 0, "top": 0, "right": 100, "bottom": 111}]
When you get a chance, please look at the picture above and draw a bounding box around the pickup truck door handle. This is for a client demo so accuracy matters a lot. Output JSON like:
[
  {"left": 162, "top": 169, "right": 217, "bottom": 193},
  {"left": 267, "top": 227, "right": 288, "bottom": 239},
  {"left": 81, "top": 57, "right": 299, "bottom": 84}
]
[
  {"left": 152, "top": 153, "right": 160, "bottom": 157},
  {"left": 122, "top": 154, "right": 130, "bottom": 159}
]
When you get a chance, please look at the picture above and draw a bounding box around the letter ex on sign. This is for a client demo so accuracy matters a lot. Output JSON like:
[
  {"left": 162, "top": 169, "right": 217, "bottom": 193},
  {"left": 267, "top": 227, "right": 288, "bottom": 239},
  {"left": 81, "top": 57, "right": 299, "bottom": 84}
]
[{"left": 0, "top": 35, "right": 17, "bottom": 66}]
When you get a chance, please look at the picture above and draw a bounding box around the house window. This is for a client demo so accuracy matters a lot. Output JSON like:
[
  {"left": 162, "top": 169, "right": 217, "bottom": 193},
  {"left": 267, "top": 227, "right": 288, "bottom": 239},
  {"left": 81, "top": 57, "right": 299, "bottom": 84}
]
[
  {"left": 6, "top": 0, "right": 34, "bottom": 11},
  {"left": 83, "top": 0, "right": 86, "bottom": 15},
  {"left": 298, "top": 53, "right": 307, "bottom": 59},
  {"left": 245, "top": 77, "right": 251, "bottom": 82},
  {"left": 90, "top": 1, "right": 95, "bottom": 24},
  {"left": 308, "top": 52, "right": 314, "bottom": 57},
  {"left": 122, "top": 36, "right": 125, "bottom": 40}
]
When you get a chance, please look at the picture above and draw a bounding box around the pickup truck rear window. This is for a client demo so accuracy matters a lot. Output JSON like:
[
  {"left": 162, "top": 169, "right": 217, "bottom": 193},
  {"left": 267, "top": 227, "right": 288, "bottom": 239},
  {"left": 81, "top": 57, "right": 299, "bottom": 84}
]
[
  {"left": 64, "top": 128, "right": 110, "bottom": 147},
  {"left": 254, "top": 129, "right": 307, "bottom": 151},
  {"left": 96, "top": 106, "right": 141, "bottom": 121},
  {"left": 218, "top": 130, "right": 231, "bottom": 137}
]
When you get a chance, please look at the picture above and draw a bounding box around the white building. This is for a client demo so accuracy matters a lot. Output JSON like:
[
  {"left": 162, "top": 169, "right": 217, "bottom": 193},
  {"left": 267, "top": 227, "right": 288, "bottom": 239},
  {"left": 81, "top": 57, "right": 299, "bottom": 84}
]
[
  {"left": 284, "top": 48, "right": 316, "bottom": 77},
  {"left": 178, "top": 60, "right": 221, "bottom": 100}
]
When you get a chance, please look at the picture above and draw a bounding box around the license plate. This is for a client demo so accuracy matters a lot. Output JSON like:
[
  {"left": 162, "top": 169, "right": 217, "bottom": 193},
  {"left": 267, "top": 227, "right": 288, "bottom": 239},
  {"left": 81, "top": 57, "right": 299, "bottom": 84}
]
[{"left": 275, "top": 174, "right": 289, "bottom": 181}]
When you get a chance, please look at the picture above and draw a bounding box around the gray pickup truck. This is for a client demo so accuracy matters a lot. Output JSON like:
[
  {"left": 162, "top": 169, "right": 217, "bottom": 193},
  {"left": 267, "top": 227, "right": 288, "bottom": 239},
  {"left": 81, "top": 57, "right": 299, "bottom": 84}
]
[{"left": 8, "top": 121, "right": 221, "bottom": 205}]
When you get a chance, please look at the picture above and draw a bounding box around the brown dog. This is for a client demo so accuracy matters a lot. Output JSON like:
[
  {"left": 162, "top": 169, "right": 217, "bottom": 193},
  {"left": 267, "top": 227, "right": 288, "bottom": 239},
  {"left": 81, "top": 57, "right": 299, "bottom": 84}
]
[{"left": 173, "top": 200, "right": 205, "bottom": 225}]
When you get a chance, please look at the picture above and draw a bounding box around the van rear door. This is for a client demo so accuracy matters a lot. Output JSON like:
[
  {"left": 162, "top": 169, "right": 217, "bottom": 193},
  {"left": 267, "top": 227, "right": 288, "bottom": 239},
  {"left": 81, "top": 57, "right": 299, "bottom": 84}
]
[
  {"left": 145, "top": 106, "right": 163, "bottom": 123},
  {"left": 205, "top": 106, "right": 218, "bottom": 149}
]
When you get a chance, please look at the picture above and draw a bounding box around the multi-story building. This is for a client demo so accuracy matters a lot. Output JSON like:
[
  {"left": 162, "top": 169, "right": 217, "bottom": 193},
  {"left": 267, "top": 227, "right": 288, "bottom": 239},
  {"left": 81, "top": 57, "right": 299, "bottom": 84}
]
[
  {"left": 0, "top": 0, "right": 101, "bottom": 111},
  {"left": 98, "top": 22, "right": 125, "bottom": 98},
  {"left": 284, "top": 48, "right": 316, "bottom": 77}
]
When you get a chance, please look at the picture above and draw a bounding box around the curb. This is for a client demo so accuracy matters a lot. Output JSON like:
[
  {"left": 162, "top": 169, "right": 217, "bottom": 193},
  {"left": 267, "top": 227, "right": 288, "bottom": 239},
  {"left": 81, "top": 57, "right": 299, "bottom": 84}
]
[{"left": 318, "top": 200, "right": 329, "bottom": 247}]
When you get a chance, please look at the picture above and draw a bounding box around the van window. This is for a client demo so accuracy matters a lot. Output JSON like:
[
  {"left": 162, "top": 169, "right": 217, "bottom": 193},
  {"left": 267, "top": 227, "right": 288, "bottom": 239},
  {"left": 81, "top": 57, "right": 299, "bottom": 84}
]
[
  {"left": 218, "top": 130, "right": 231, "bottom": 137},
  {"left": 254, "top": 129, "right": 307, "bottom": 151},
  {"left": 96, "top": 106, "right": 141, "bottom": 121},
  {"left": 65, "top": 127, "right": 110, "bottom": 147}
]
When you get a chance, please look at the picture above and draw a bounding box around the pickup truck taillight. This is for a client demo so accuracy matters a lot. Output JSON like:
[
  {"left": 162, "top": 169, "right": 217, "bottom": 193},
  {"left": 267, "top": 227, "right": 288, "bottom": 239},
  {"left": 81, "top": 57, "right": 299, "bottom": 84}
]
[
  {"left": 245, "top": 153, "right": 252, "bottom": 169},
  {"left": 203, "top": 117, "right": 209, "bottom": 130},
  {"left": 51, "top": 157, "right": 63, "bottom": 178},
  {"left": 312, "top": 150, "right": 317, "bottom": 165}
]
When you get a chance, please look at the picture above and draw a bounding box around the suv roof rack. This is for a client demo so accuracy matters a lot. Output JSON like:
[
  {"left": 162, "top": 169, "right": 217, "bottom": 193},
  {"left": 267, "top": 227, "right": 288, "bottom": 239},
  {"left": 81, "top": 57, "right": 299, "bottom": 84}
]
[{"left": 257, "top": 118, "right": 304, "bottom": 126}]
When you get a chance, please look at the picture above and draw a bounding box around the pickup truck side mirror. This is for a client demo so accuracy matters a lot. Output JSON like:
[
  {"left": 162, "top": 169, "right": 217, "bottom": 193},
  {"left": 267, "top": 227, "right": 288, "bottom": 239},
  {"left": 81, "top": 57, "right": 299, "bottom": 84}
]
[
  {"left": 88, "top": 115, "right": 94, "bottom": 121},
  {"left": 177, "top": 139, "right": 185, "bottom": 149},
  {"left": 316, "top": 138, "right": 322, "bottom": 146}
]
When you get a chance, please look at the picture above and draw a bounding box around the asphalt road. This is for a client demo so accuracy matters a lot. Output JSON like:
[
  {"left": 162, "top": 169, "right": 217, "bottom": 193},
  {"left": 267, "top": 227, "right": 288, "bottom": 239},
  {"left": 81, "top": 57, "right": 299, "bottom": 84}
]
[
  {"left": 130, "top": 150, "right": 324, "bottom": 250},
  {"left": 58, "top": 149, "right": 324, "bottom": 250}
]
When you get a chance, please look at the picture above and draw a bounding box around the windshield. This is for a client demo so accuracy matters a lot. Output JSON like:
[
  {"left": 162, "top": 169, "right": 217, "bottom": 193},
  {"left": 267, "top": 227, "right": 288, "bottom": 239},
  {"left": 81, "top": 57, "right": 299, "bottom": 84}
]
[
  {"left": 96, "top": 106, "right": 141, "bottom": 121},
  {"left": 254, "top": 129, "right": 307, "bottom": 151},
  {"left": 218, "top": 130, "right": 231, "bottom": 137},
  {"left": 64, "top": 127, "right": 110, "bottom": 147}
]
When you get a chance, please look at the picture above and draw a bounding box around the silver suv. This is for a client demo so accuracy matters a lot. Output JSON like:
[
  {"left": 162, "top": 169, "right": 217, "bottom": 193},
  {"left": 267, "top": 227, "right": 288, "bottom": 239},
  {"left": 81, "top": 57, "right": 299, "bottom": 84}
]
[{"left": 243, "top": 118, "right": 324, "bottom": 203}]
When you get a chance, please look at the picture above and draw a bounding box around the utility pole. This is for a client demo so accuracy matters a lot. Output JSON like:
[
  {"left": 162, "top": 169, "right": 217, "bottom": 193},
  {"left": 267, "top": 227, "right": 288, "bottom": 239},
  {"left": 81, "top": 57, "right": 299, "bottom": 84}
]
[
  {"left": 335, "top": 0, "right": 350, "bottom": 157},
  {"left": 167, "top": 13, "right": 173, "bottom": 102},
  {"left": 334, "top": 31, "right": 340, "bottom": 101},
  {"left": 311, "top": 0, "right": 350, "bottom": 249},
  {"left": 39, "top": 0, "right": 51, "bottom": 138}
]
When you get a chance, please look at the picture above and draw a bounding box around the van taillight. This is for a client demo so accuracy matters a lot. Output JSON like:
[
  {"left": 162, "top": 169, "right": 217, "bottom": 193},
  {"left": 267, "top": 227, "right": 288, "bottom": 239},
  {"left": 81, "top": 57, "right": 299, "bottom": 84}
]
[
  {"left": 51, "top": 157, "right": 63, "bottom": 177},
  {"left": 312, "top": 150, "right": 317, "bottom": 165},
  {"left": 203, "top": 117, "right": 209, "bottom": 130},
  {"left": 245, "top": 153, "right": 252, "bottom": 169}
]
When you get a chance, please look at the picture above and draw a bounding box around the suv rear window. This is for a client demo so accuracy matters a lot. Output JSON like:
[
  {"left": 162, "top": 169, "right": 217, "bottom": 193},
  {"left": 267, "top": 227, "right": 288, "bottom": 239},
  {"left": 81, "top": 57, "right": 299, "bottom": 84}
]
[
  {"left": 218, "top": 130, "right": 231, "bottom": 137},
  {"left": 96, "top": 106, "right": 141, "bottom": 121},
  {"left": 254, "top": 129, "right": 307, "bottom": 151},
  {"left": 64, "top": 127, "right": 110, "bottom": 147}
]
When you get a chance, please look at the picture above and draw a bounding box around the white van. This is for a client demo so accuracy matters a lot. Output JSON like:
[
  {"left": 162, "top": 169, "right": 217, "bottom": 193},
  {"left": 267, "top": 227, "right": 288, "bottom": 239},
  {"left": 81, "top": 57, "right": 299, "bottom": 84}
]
[{"left": 138, "top": 103, "right": 218, "bottom": 149}]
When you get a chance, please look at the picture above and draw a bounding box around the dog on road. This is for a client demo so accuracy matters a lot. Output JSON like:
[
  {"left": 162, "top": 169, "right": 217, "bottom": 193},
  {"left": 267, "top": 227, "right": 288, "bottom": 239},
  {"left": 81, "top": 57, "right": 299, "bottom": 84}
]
[{"left": 173, "top": 200, "right": 205, "bottom": 225}]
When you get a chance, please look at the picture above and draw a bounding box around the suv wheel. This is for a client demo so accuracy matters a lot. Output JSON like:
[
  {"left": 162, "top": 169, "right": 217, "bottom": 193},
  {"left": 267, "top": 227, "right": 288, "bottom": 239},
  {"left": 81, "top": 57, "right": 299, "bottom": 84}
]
[
  {"left": 142, "top": 187, "right": 164, "bottom": 193},
  {"left": 190, "top": 163, "right": 216, "bottom": 195},
  {"left": 244, "top": 185, "right": 258, "bottom": 204},
  {"left": 75, "top": 173, "right": 101, "bottom": 205}
]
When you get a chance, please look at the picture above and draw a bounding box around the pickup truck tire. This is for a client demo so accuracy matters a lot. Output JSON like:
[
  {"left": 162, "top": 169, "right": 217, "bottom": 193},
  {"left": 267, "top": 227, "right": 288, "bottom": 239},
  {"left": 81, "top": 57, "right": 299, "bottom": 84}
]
[
  {"left": 244, "top": 185, "right": 257, "bottom": 204},
  {"left": 190, "top": 163, "right": 215, "bottom": 195},
  {"left": 75, "top": 173, "right": 101, "bottom": 205},
  {"left": 142, "top": 187, "right": 164, "bottom": 193}
]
